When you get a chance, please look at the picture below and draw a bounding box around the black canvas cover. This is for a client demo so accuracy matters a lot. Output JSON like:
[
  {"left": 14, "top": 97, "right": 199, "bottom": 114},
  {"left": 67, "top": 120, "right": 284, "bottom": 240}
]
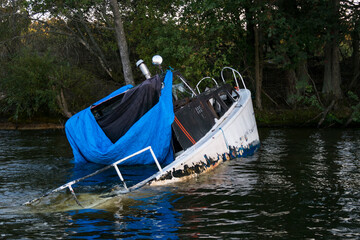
[{"left": 91, "top": 75, "right": 162, "bottom": 143}]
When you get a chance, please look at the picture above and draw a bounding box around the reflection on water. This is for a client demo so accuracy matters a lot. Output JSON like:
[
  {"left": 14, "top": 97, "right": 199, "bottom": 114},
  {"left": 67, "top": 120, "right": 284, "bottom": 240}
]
[{"left": 0, "top": 128, "right": 359, "bottom": 239}]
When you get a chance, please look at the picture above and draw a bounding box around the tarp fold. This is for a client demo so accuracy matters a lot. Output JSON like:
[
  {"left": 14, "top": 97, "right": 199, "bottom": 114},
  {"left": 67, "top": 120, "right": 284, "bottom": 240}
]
[{"left": 65, "top": 71, "right": 174, "bottom": 166}]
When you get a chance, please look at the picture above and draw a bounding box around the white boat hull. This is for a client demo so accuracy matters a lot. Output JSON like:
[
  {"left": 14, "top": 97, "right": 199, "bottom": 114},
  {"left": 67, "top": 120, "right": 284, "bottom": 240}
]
[{"left": 147, "top": 88, "right": 260, "bottom": 186}]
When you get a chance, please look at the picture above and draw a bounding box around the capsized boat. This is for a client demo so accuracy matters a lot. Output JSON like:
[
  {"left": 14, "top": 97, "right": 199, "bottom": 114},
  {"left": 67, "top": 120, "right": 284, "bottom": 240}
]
[{"left": 24, "top": 56, "right": 260, "bottom": 206}]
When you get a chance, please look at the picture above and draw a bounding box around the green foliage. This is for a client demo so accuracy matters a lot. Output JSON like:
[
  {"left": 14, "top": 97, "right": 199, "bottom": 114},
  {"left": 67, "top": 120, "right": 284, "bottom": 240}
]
[
  {"left": 1, "top": 50, "right": 58, "bottom": 120},
  {"left": 261, "top": 1, "right": 326, "bottom": 69},
  {"left": 287, "top": 80, "right": 322, "bottom": 110},
  {"left": 0, "top": 0, "right": 358, "bottom": 127},
  {"left": 0, "top": 1, "right": 31, "bottom": 55},
  {"left": 28, "top": 0, "right": 104, "bottom": 16},
  {"left": 165, "top": 0, "right": 247, "bottom": 84},
  {"left": 50, "top": 63, "right": 115, "bottom": 113},
  {"left": 348, "top": 91, "right": 360, "bottom": 123},
  {"left": 0, "top": 48, "right": 104, "bottom": 120},
  {"left": 325, "top": 112, "right": 343, "bottom": 125},
  {"left": 348, "top": 90, "right": 359, "bottom": 102}
]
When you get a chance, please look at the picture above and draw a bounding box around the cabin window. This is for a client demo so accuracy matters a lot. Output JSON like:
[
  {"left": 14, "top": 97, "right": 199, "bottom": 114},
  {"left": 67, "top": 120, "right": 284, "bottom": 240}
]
[
  {"left": 207, "top": 97, "right": 221, "bottom": 119},
  {"left": 172, "top": 83, "right": 192, "bottom": 101},
  {"left": 218, "top": 91, "right": 235, "bottom": 108},
  {"left": 231, "top": 89, "right": 240, "bottom": 101}
]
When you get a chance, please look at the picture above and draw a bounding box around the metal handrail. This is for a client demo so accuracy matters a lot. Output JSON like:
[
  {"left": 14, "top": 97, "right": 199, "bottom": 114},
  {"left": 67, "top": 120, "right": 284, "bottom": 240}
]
[
  {"left": 23, "top": 146, "right": 163, "bottom": 207},
  {"left": 221, "top": 67, "right": 247, "bottom": 89},
  {"left": 195, "top": 77, "right": 219, "bottom": 94}
]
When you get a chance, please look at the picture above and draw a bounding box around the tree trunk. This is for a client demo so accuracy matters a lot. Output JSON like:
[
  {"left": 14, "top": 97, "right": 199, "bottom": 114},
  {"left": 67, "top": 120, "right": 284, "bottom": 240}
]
[
  {"left": 323, "top": 43, "right": 332, "bottom": 94},
  {"left": 296, "top": 61, "right": 310, "bottom": 89},
  {"left": 55, "top": 88, "right": 72, "bottom": 118},
  {"left": 322, "top": 40, "right": 342, "bottom": 100},
  {"left": 322, "top": 0, "right": 342, "bottom": 100},
  {"left": 283, "top": 55, "right": 297, "bottom": 103},
  {"left": 349, "top": 21, "right": 359, "bottom": 90},
  {"left": 254, "top": 24, "right": 262, "bottom": 110},
  {"left": 285, "top": 68, "right": 297, "bottom": 103},
  {"left": 109, "top": 0, "right": 135, "bottom": 86},
  {"left": 331, "top": 42, "right": 342, "bottom": 98}
]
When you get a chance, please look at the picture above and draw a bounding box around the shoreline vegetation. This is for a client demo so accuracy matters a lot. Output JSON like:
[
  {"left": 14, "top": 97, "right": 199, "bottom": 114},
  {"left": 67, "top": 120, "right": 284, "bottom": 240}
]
[
  {"left": 1, "top": 107, "right": 358, "bottom": 131},
  {"left": 1, "top": 1, "right": 359, "bottom": 129},
  {"left": 0, "top": 117, "right": 65, "bottom": 130}
]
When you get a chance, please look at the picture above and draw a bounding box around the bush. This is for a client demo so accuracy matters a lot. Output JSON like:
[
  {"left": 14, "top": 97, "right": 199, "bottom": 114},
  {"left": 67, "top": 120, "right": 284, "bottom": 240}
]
[
  {"left": 1, "top": 50, "right": 58, "bottom": 120},
  {"left": 1, "top": 49, "right": 123, "bottom": 121}
]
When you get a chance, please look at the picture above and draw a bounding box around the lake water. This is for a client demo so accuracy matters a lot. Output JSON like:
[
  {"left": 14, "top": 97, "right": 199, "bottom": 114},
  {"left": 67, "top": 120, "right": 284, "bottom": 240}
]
[{"left": 0, "top": 128, "right": 359, "bottom": 239}]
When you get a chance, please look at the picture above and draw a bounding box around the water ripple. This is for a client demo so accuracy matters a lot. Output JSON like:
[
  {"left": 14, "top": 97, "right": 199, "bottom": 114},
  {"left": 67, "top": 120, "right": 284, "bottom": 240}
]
[{"left": 0, "top": 129, "right": 359, "bottom": 239}]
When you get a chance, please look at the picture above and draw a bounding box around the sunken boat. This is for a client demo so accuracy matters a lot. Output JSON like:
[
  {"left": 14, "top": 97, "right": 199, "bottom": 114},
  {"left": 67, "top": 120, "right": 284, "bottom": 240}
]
[{"left": 24, "top": 55, "right": 260, "bottom": 206}]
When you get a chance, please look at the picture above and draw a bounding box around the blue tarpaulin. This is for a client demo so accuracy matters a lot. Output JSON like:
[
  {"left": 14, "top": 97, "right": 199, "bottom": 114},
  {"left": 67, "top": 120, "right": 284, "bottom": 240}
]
[{"left": 65, "top": 71, "right": 174, "bottom": 166}]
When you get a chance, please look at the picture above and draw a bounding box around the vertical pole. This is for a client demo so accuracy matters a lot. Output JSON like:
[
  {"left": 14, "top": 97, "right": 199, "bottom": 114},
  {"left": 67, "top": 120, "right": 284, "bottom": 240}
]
[
  {"left": 149, "top": 147, "right": 163, "bottom": 173},
  {"left": 113, "top": 164, "right": 129, "bottom": 191},
  {"left": 68, "top": 185, "right": 83, "bottom": 207}
]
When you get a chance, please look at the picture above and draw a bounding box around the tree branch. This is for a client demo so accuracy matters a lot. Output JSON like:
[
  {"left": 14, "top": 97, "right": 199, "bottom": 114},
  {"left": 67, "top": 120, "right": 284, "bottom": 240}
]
[{"left": 318, "top": 99, "right": 336, "bottom": 127}]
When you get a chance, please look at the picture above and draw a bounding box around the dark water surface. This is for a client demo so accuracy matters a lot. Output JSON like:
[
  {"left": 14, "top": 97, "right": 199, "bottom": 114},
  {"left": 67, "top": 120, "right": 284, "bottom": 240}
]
[{"left": 0, "top": 128, "right": 359, "bottom": 239}]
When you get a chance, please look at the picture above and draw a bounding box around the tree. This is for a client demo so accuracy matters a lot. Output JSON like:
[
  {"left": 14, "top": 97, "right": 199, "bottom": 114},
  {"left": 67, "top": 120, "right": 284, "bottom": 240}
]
[
  {"left": 351, "top": 19, "right": 359, "bottom": 90},
  {"left": 347, "top": 0, "right": 360, "bottom": 90},
  {"left": 27, "top": 0, "right": 135, "bottom": 84},
  {"left": 1, "top": 50, "right": 58, "bottom": 120},
  {"left": 109, "top": 0, "right": 134, "bottom": 85},
  {"left": 0, "top": 0, "right": 30, "bottom": 57},
  {"left": 277, "top": 0, "right": 306, "bottom": 101},
  {"left": 322, "top": 0, "right": 342, "bottom": 100},
  {"left": 253, "top": 0, "right": 263, "bottom": 110},
  {"left": 175, "top": 0, "right": 252, "bottom": 86},
  {"left": 1, "top": 0, "right": 359, "bottom": 125},
  {"left": 260, "top": 0, "right": 323, "bottom": 106}
]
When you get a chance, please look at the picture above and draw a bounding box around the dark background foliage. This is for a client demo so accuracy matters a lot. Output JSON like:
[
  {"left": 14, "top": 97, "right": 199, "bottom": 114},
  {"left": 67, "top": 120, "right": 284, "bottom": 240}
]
[{"left": 0, "top": 0, "right": 359, "bottom": 126}]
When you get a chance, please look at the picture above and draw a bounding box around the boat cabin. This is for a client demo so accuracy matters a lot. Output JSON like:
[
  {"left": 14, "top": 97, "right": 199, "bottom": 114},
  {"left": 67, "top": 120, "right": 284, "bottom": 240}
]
[{"left": 171, "top": 73, "right": 239, "bottom": 153}]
